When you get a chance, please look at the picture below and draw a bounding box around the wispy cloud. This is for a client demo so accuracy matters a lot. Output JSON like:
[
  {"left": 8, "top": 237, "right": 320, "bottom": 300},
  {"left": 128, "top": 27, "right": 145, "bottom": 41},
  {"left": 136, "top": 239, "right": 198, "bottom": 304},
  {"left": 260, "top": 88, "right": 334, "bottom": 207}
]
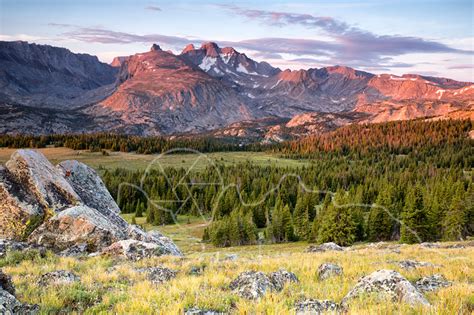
[{"left": 145, "top": 5, "right": 162, "bottom": 12}]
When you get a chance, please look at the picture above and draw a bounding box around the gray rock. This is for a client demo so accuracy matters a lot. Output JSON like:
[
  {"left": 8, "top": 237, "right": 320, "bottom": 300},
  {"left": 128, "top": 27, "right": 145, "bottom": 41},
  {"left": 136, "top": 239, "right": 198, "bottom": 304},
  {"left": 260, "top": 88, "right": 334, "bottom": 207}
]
[
  {"left": 127, "top": 226, "right": 182, "bottom": 257},
  {"left": 295, "top": 299, "right": 339, "bottom": 314},
  {"left": 0, "top": 289, "right": 39, "bottom": 314},
  {"left": 306, "top": 242, "right": 344, "bottom": 253},
  {"left": 28, "top": 205, "right": 125, "bottom": 252},
  {"left": 0, "top": 270, "right": 15, "bottom": 296},
  {"left": 415, "top": 274, "right": 452, "bottom": 292},
  {"left": 268, "top": 269, "right": 299, "bottom": 291},
  {"left": 229, "top": 269, "right": 298, "bottom": 299},
  {"left": 57, "top": 160, "right": 122, "bottom": 220},
  {"left": 188, "top": 265, "right": 206, "bottom": 276},
  {"left": 185, "top": 307, "right": 226, "bottom": 315},
  {"left": 38, "top": 270, "right": 80, "bottom": 286},
  {"left": 102, "top": 239, "right": 170, "bottom": 260},
  {"left": 420, "top": 242, "right": 440, "bottom": 249},
  {"left": 342, "top": 269, "right": 430, "bottom": 307},
  {"left": 317, "top": 263, "right": 343, "bottom": 280},
  {"left": 229, "top": 271, "right": 275, "bottom": 300},
  {"left": 59, "top": 243, "right": 88, "bottom": 257},
  {"left": 222, "top": 254, "right": 238, "bottom": 261},
  {"left": 393, "top": 260, "right": 436, "bottom": 269},
  {"left": 136, "top": 267, "right": 177, "bottom": 285}
]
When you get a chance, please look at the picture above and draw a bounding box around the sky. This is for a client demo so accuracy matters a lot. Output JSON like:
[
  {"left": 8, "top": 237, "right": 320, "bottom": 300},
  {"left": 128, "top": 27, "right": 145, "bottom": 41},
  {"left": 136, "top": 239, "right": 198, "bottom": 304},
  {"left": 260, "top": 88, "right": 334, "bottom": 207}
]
[{"left": 0, "top": 0, "right": 473, "bottom": 81}]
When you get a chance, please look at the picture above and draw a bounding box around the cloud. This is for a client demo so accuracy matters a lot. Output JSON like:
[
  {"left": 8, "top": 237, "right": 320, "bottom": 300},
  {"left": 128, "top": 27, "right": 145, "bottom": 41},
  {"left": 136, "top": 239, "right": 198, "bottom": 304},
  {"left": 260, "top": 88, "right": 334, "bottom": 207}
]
[
  {"left": 145, "top": 5, "right": 161, "bottom": 12},
  {"left": 447, "top": 64, "right": 474, "bottom": 69},
  {"left": 218, "top": 5, "right": 472, "bottom": 67}
]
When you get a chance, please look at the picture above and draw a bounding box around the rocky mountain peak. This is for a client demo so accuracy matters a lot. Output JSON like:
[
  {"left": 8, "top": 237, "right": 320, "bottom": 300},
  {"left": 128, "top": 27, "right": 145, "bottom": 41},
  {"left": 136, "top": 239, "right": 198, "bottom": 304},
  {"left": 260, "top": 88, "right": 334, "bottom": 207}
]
[
  {"left": 181, "top": 43, "right": 196, "bottom": 54},
  {"left": 150, "top": 43, "right": 162, "bottom": 52},
  {"left": 200, "top": 42, "right": 220, "bottom": 57}
]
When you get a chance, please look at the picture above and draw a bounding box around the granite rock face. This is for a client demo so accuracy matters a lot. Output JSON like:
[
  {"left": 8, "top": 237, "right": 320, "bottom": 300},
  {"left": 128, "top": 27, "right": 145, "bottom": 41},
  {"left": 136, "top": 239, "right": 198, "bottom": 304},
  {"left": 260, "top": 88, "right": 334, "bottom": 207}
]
[{"left": 0, "top": 149, "right": 182, "bottom": 257}]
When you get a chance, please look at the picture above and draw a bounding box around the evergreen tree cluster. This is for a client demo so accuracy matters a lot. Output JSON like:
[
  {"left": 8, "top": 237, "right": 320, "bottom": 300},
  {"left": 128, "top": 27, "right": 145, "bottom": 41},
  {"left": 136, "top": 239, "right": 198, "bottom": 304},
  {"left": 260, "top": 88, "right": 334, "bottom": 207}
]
[{"left": 101, "top": 120, "right": 473, "bottom": 247}]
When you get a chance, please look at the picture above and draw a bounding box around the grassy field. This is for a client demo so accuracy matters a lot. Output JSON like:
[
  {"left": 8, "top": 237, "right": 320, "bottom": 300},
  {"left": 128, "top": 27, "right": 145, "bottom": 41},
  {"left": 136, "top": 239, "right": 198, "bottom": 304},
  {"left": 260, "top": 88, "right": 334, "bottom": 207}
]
[
  {"left": 0, "top": 147, "right": 310, "bottom": 171},
  {"left": 2, "top": 237, "right": 473, "bottom": 314}
]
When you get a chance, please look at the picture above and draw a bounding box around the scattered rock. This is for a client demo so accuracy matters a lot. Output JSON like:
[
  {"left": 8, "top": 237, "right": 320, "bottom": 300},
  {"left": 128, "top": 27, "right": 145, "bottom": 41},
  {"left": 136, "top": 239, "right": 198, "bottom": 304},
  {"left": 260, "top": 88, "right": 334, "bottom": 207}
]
[
  {"left": 306, "top": 242, "right": 344, "bottom": 253},
  {"left": 317, "top": 263, "right": 343, "bottom": 280},
  {"left": 0, "top": 288, "right": 39, "bottom": 314},
  {"left": 342, "top": 269, "right": 430, "bottom": 307},
  {"left": 184, "top": 307, "right": 225, "bottom": 315},
  {"left": 188, "top": 265, "right": 206, "bottom": 276},
  {"left": 415, "top": 274, "right": 452, "bottom": 292},
  {"left": 126, "top": 226, "right": 182, "bottom": 257},
  {"left": 229, "top": 271, "right": 275, "bottom": 299},
  {"left": 295, "top": 299, "right": 339, "bottom": 314},
  {"left": 229, "top": 269, "right": 298, "bottom": 299},
  {"left": 268, "top": 269, "right": 299, "bottom": 291},
  {"left": 420, "top": 242, "right": 440, "bottom": 249},
  {"left": 102, "top": 239, "right": 172, "bottom": 260},
  {"left": 222, "top": 254, "right": 238, "bottom": 261},
  {"left": 38, "top": 270, "right": 80, "bottom": 286},
  {"left": 0, "top": 270, "right": 15, "bottom": 295},
  {"left": 136, "top": 267, "right": 177, "bottom": 285},
  {"left": 443, "top": 243, "right": 465, "bottom": 249},
  {"left": 392, "top": 260, "right": 436, "bottom": 269}
]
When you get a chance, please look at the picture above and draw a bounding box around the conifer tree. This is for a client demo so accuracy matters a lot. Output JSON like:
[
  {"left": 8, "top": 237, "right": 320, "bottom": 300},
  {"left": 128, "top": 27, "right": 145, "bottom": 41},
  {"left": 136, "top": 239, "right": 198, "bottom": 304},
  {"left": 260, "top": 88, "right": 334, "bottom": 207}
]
[{"left": 400, "top": 184, "right": 429, "bottom": 243}]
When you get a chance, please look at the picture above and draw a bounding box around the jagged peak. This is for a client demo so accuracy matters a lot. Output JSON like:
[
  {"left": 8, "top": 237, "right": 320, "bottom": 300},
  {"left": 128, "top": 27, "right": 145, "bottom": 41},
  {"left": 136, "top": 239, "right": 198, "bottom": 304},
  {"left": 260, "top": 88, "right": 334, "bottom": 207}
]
[
  {"left": 200, "top": 42, "right": 220, "bottom": 57},
  {"left": 181, "top": 43, "right": 196, "bottom": 54},
  {"left": 150, "top": 43, "right": 162, "bottom": 52},
  {"left": 221, "top": 47, "right": 237, "bottom": 55}
]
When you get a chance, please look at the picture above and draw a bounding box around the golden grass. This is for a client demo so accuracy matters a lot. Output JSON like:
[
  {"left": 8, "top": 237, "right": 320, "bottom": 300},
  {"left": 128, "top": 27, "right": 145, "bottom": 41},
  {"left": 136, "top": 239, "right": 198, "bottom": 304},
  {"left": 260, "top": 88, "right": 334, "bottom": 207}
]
[{"left": 2, "top": 242, "right": 473, "bottom": 314}]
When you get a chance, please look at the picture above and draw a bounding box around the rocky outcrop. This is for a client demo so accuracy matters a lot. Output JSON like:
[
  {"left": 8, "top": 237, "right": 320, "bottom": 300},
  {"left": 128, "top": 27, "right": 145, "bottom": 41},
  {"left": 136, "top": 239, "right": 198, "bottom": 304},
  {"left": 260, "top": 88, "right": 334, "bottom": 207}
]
[
  {"left": 317, "top": 263, "right": 343, "bottom": 280},
  {"left": 38, "top": 270, "right": 80, "bottom": 286},
  {"left": 28, "top": 205, "right": 125, "bottom": 252},
  {"left": 0, "top": 270, "right": 15, "bottom": 295},
  {"left": 0, "top": 149, "right": 182, "bottom": 257},
  {"left": 342, "top": 269, "right": 429, "bottom": 307},
  {"left": 135, "top": 267, "right": 177, "bottom": 285},
  {"left": 229, "top": 269, "right": 298, "bottom": 299},
  {"left": 306, "top": 242, "right": 344, "bottom": 253},
  {"left": 414, "top": 274, "right": 452, "bottom": 292},
  {"left": 295, "top": 299, "right": 339, "bottom": 314},
  {"left": 102, "top": 239, "right": 175, "bottom": 260}
]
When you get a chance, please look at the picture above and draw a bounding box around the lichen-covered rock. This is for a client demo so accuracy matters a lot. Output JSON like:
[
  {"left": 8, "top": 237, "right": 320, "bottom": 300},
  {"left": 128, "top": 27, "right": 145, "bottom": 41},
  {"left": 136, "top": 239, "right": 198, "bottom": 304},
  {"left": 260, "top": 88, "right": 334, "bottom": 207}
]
[
  {"left": 57, "top": 160, "right": 121, "bottom": 220},
  {"left": 102, "top": 239, "right": 171, "bottom": 260},
  {"left": 5, "top": 150, "right": 80, "bottom": 211},
  {"left": 0, "top": 166, "right": 44, "bottom": 239},
  {"left": 415, "top": 274, "right": 452, "bottom": 292},
  {"left": 126, "top": 225, "right": 182, "bottom": 256},
  {"left": 0, "top": 239, "right": 47, "bottom": 259},
  {"left": 342, "top": 269, "right": 429, "bottom": 307},
  {"left": 295, "top": 299, "right": 339, "bottom": 314},
  {"left": 229, "top": 271, "right": 275, "bottom": 299},
  {"left": 136, "top": 267, "right": 177, "bottom": 285},
  {"left": 28, "top": 205, "right": 125, "bottom": 252},
  {"left": 59, "top": 243, "right": 88, "bottom": 257},
  {"left": 306, "top": 242, "right": 344, "bottom": 253},
  {"left": 317, "top": 263, "right": 343, "bottom": 280},
  {"left": 0, "top": 289, "right": 39, "bottom": 314},
  {"left": 0, "top": 270, "right": 15, "bottom": 295},
  {"left": 38, "top": 270, "right": 80, "bottom": 286},
  {"left": 268, "top": 269, "right": 299, "bottom": 291}
]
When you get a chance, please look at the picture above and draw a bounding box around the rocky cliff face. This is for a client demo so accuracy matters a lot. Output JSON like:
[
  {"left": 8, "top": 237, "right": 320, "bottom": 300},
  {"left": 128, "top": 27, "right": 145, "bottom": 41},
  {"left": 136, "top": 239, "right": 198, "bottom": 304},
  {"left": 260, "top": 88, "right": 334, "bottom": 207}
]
[
  {"left": 0, "top": 149, "right": 182, "bottom": 256},
  {"left": 0, "top": 41, "right": 118, "bottom": 108}
]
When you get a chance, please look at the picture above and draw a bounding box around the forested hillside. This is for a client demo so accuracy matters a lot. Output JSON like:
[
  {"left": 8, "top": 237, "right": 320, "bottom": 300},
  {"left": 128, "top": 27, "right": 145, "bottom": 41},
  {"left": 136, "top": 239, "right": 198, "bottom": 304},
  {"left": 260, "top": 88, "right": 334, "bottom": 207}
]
[{"left": 101, "top": 119, "right": 473, "bottom": 247}]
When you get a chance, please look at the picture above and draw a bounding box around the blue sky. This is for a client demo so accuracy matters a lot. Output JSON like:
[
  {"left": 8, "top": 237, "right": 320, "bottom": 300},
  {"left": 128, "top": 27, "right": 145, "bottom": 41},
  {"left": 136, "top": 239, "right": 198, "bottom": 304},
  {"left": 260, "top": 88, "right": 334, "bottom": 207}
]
[{"left": 0, "top": 0, "right": 472, "bottom": 81}]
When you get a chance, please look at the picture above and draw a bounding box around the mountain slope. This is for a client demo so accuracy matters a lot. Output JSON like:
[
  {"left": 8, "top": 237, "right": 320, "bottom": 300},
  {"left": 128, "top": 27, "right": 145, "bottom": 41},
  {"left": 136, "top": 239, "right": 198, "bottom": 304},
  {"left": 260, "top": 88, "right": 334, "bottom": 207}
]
[{"left": 0, "top": 41, "right": 118, "bottom": 108}]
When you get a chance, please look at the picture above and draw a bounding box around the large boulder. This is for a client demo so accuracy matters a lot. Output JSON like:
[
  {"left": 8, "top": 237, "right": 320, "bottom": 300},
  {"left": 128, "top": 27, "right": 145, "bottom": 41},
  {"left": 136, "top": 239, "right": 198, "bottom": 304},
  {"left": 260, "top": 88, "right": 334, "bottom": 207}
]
[
  {"left": 28, "top": 205, "right": 126, "bottom": 252},
  {"left": 342, "top": 269, "right": 429, "bottom": 307},
  {"left": 5, "top": 150, "right": 80, "bottom": 211},
  {"left": 102, "top": 239, "right": 174, "bottom": 260},
  {"left": 57, "top": 160, "right": 121, "bottom": 219},
  {"left": 0, "top": 149, "right": 182, "bottom": 257}
]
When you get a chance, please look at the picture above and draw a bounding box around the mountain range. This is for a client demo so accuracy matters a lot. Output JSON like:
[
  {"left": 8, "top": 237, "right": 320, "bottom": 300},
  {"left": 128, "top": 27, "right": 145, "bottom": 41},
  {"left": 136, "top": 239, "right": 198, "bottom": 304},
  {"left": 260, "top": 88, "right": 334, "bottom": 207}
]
[{"left": 0, "top": 40, "right": 472, "bottom": 139}]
